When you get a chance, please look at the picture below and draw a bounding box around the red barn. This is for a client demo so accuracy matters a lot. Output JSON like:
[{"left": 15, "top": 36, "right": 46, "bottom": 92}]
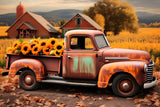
[
  {"left": 60, "top": 13, "right": 103, "bottom": 35},
  {"left": 6, "top": 2, "right": 59, "bottom": 38}
]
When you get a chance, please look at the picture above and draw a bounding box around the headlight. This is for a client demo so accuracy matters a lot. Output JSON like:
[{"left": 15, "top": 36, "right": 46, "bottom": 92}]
[{"left": 144, "top": 64, "right": 148, "bottom": 72}]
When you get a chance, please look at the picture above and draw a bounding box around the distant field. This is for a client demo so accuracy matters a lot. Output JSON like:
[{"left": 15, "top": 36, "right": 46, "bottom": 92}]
[
  {"left": 0, "top": 28, "right": 160, "bottom": 70},
  {"left": 0, "top": 26, "right": 9, "bottom": 36}
]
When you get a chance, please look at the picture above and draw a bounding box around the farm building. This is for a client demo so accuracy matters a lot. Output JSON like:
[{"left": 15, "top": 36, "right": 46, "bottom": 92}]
[
  {"left": 60, "top": 13, "right": 104, "bottom": 36},
  {"left": 6, "top": 2, "right": 59, "bottom": 38}
]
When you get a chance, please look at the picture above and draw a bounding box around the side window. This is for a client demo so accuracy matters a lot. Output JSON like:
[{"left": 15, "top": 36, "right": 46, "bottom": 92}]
[{"left": 70, "top": 36, "right": 94, "bottom": 50}]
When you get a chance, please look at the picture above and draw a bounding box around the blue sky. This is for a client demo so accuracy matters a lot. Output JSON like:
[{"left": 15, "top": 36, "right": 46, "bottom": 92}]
[{"left": 0, "top": 0, "right": 160, "bottom": 14}]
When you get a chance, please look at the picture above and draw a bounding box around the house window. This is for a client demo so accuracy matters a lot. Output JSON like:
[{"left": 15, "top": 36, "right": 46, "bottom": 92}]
[{"left": 76, "top": 18, "right": 81, "bottom": 25}]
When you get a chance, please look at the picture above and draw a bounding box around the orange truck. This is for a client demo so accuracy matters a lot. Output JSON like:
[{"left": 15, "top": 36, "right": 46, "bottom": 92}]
[{"left": 3, "top": 30, "right": 157, "bottom": 97}]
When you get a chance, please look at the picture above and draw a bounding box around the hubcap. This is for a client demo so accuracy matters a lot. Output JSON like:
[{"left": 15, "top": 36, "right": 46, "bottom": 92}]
[
  {"left": 122, "top": 83, "right": 129, "bottom": 90},
  {"left": 24, "top": 75, "right": 34, "bottom": 85},
  {"left": 119, "top": 80, "right": 133, "bottom": 92}
]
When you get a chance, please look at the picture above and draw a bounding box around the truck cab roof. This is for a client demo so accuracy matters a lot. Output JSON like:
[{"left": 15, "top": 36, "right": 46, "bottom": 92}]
[{"left": 65, "top": 30, "right": 104, "bottom": 38}]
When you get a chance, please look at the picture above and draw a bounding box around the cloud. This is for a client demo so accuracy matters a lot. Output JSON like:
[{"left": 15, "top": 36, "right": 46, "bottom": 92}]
[
  {"left": 123, "top": 0, "right": 160, "bottom": 14},
  {"left": 0, "top": 0, "right": 96, "bottom": 14},
  {"left": 0, "top": 0, "right": 160, "bottom": 14}
]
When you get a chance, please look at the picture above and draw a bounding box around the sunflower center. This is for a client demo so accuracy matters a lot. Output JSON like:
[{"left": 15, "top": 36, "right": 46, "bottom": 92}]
[
  {"left": 46, "top": 48, "right": 50, "bottom": 52},
  {"left": 57, "top": 46, "right": 62, "bottom": 50},
  {"left": 51, "top": 41, "right": 55, "bottom": 45},
  {"left": 15, "top": 44, "right": 17, "bottom": 47},
  {"left": 56, "top": 51, "right": 60, "bottom": 55},
  {"left": 42, "top": 43, "right": 46, "bottom": 46},
  {"left": 24, "top": 47, "right": 28, "bottom": 51},
  {"left": 34, "top": 47, "right": 38, "bottom": 51},
  {"left": 31, "top": 44, "right": 36, "bottom": 48}
]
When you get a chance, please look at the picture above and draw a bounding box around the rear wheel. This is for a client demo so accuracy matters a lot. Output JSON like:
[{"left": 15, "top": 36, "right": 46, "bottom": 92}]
[
  {"left": 19, "top": 70, "right": 39, "bottom": 90},
  {"left": 112, "top": 74, "right": 140, "bottom": 97}
]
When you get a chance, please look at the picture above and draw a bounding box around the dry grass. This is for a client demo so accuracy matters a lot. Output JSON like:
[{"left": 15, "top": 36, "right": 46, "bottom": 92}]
[{"left": 0, "top": 26, "right": 9, "bottom": 36}]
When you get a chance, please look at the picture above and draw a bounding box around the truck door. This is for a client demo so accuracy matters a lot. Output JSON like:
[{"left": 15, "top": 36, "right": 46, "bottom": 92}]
[{"left": 64, "top": 35, "right": 97, "bottom": 80}]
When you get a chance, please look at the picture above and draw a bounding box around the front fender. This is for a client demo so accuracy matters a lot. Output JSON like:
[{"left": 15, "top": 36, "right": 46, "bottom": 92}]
[
  {"left": 9, "top": 59, "right": 45, "bottom": 82},
  {"left": 98, "top": 61, "right": 147, "bottom": 88}
]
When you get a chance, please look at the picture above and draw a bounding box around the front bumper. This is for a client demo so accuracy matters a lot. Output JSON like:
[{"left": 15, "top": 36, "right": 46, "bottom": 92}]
[{"left": 144, "top": 77, "right": 157, "bottom": 89}]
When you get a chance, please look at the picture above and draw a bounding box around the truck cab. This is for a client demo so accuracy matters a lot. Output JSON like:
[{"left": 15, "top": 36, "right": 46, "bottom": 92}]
[{"left": 4, "top": 30, "right": 157, "bottom": 97}]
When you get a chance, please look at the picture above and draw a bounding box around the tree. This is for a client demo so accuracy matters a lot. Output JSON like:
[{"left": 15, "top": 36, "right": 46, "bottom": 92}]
[
  {"left": 58, "top": 19, "right": 67, "bottom": 26},
  {"left": 83, "top": 0, "right": 139, "bottom": 35},
  {"left": 139, "top": 23, "right": 148, "bottom": 28},
  {"left": 149, "top": 22, "right": 160, "bottom": 28},
  {"left": 94, "top": 14, "right": 105, "bottom": 28}
]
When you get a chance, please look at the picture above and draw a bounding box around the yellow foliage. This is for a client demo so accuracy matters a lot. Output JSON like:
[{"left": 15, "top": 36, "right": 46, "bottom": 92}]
[
  {"left": 94, "top": 14, "right": 105, "bottom": 28},
  {"left": 155, "top": 57, "right": 160, "bottom": 71},
  {"left": 0, "top": 26, "right": 9, "bottom": 36}
]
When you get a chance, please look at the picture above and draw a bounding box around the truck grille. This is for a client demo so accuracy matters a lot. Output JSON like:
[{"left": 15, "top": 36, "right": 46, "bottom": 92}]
[{"left": 145, "top": 63, "right": 154, "bottom": 81}]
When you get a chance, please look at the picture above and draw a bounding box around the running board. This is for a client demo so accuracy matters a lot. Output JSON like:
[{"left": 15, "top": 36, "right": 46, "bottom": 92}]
[{"left": 41, "top": 79, "right": 97, "bottom": 87}]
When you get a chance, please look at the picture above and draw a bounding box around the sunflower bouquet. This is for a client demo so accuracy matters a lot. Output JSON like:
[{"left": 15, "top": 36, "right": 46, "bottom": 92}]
[{"left": 6, "top": 38, "right": 64, "bottom": 56}]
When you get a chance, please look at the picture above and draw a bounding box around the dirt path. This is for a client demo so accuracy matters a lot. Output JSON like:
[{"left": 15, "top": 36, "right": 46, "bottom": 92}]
[{"left": 0, "top": 70, "right": 160, "bottom": 107}]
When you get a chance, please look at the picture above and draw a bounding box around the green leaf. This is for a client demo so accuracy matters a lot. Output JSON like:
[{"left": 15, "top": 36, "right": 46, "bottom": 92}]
[{"left": 19, "top": 38, "right": 23, "bottom": 44}]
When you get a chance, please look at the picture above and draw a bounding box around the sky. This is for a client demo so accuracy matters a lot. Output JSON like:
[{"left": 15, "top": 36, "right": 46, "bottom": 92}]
[{"left": 0, "top": 0, "right": 160, "bottom": 15}]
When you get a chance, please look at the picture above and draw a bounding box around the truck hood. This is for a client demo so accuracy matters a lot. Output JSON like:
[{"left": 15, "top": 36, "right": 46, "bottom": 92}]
[{"left": 103, "top": 48, "right": 151, "bottom": 62}]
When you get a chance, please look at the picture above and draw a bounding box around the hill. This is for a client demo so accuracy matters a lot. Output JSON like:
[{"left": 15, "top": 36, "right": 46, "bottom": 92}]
[
  {"left": 0, "top": 9, "right": 82, "bottom": 26},
  {"left": 0, "top": 9, "right": 160, "bottom": 26},
  {"left": 137, "top": 12, "right": 160, "bottom": 24}
]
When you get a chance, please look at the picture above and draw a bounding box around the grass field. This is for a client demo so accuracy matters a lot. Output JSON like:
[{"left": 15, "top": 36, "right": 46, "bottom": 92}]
[
  {"left": 0, "top": 27, "right": 160, "bottom": 70},
  {"left": 0, "top": 26, "right": 9, "bottom": 37}
]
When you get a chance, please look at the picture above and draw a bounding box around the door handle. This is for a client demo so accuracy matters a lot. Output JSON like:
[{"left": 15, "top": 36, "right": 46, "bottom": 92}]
[{"left": 68, "top": 56, "right": 73, "bottom": 59}]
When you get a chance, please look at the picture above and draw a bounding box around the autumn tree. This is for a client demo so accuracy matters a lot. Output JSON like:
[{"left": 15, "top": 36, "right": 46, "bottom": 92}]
[
  {"left": 94, "top": 14, "right": 105, "bottom": 28},
  {"left": 83, "top": 0, "right": 139, "bottom": 35},
  {"left": 58, "top": 19, "right": 67, "bottom": 26}
]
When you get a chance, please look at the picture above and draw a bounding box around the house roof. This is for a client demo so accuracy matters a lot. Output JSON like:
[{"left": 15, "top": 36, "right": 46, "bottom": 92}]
[
  {"left": 6, "top": 11, "right": 58, "bottom": 33},
  {"left": 60, "top": 13, "right": 103, "bottom": 30},
  {"left": 16, "top": 22, "right": 37, "bottom": 30}
]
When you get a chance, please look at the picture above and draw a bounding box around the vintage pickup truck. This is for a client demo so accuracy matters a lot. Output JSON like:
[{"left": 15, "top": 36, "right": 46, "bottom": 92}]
[{"left": 3, "top": 30, "right": 157, "bottom": 97}]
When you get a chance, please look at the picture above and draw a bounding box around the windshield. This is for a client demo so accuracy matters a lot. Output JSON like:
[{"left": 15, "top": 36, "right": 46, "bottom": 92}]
[{"left": 95, "top": 34, "right": 110, "bottom": 49}]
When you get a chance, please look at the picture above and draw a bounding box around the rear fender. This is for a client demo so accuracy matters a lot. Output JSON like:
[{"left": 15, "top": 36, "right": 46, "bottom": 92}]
[
  {"left": 9, "top": 59, "right": 45, "bottom": 82},
  {"left": 98, "top": 61, "right": 147, "bottom": 88}
]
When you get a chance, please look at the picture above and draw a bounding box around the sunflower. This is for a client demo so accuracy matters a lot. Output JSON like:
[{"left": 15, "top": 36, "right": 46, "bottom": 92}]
[
  {"left": 6, "top": 47, "right": 14, "bottom": 54},
  {"left": 21, "top": 44, "right": 31, "bottom": 55},
  {"left": 32, "top": 45, "right": 41, "bottom": 55},
  {"left": 21, "top": 42, "right": 29, "bottom": 46},
  {"left": 32, "top": 39, "right": 39, "bottom": 44},
  {"left": 40, "top": 40, "right": 47, "bottom": 48},
  {"left": 48, "top": 38, "right": 57, "bottom": 47},
  {"left": 13, "top": 41, "right": 21, "bottom": 50},
  {"left": 61, "top": 40, "right": 64, "bottom": 45},
  {"left": 30, "top": 42, "right": 37, "bottom": 49},
  {"left": 54, "top": 50, "right": 62, "bottom": 56},
  {"left": 43, "top": 45, "right": 52, "bottom": 55},
  {"left": 54, "top": 43, "right": 64, "bottom": 51}
]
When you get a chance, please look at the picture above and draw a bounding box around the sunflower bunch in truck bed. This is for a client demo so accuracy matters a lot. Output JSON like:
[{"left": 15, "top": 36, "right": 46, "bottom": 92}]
[{"left": 6, "top": 38, "right": 64, "bottom": 56}]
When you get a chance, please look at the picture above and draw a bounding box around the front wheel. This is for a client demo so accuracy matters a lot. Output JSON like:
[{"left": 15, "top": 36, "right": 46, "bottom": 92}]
[
  {"left": 112, "top": 74, "right": 140, "bottom": 97},
  {"left": 19, "top": 70, "right": 39, "bottom": 90}
]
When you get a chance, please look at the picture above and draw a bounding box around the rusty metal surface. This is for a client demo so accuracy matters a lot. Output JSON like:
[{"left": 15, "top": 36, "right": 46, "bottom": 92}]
[
  {"left": 63, "top": 50, "right": 97, "bottom": 80},
  {"left": 7, "top": 54, "right": 61, "bottom": 75},
  {"left": 98, "top": 61, "right": 148, "bottom": 88},
  {"left": 102, "top": 48, "right": 151, "bottom": 62},
  {"left": 9, "top": 58, "right": 45, "bottom": 82}
]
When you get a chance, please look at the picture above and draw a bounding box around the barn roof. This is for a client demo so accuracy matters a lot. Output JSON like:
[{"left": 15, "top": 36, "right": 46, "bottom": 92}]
[
  {"left": 60, "top": 13, "right": 103, "bottom": 30},
  {"left": 6, "top": 12, "right": 58, "bottom": 33}
]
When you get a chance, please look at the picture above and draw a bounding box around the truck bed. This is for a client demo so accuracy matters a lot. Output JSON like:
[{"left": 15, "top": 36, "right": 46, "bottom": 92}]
[{"left": 6, "top": 54, "right": 62, "bottom": 74}]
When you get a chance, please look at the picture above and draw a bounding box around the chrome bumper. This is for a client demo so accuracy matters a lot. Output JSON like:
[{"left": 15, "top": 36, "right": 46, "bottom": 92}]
[{"left": 144, "top": 77, "right": 157, "bottom": 89}]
